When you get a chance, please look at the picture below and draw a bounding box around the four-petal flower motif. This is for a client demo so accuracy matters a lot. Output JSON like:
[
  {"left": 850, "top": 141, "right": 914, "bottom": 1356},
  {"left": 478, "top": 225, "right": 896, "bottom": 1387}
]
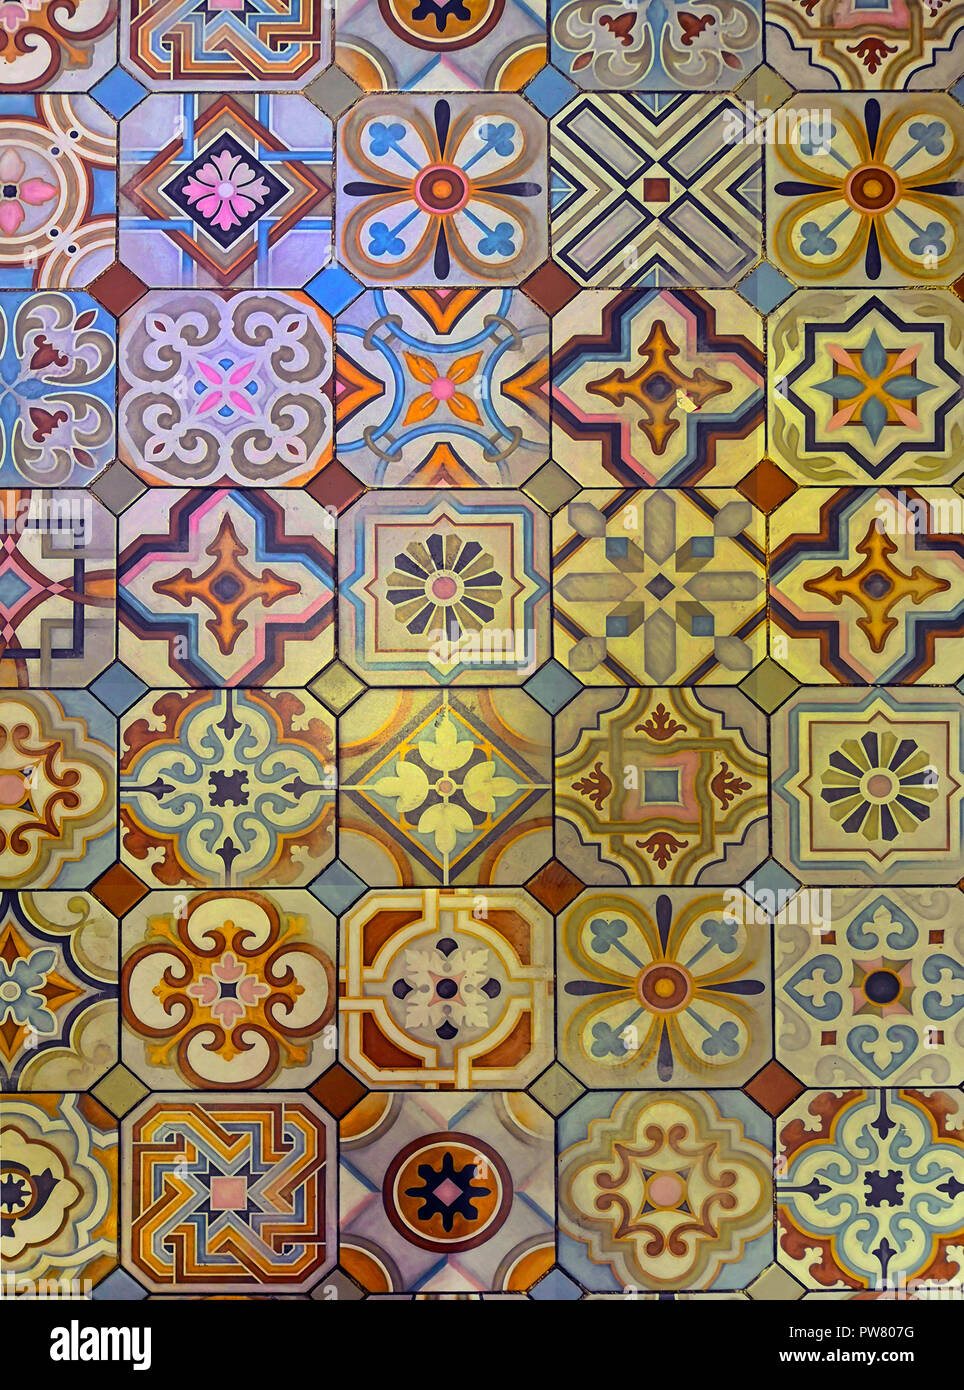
[{"left": 0, "top": 148, "right": 56, "bottom": 237}]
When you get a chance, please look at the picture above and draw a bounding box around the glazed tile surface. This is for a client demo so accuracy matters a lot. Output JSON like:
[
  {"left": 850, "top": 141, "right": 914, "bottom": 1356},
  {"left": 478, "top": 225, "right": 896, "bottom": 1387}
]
[{"left": 3, "top": 0, "right": 964, "bottom": 1307}]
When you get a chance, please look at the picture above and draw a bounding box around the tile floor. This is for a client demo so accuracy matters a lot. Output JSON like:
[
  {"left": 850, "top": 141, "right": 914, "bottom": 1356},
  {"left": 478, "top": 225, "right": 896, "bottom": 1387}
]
[{"left": 1, "top": 0, "right": 963, "bottom": 1304}]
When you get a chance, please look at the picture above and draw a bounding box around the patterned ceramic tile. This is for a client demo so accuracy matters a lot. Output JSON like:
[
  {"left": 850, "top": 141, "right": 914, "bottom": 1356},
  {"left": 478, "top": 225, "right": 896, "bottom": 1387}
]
[
  {"left": 771, "top": 685, "right": 964, "bottom": 886},
  {"left": 122, "top": 1093, "right": 337, "bottom": 1291},
  {"left": 0, "top": 489, "right": 115, "bottom": 687},
  {"left": 339, "top": 688, "right": 552, "bottom": 885},
  {"left": 119, "top": 688, "right": 336, "bottom": 888},
  {"left": 118, "top": 289, "right": 334, "bottom": 487},
  {"left": 339, "top": 886, "right": 553, "bottom": 1088},
  {"left": 0, "top": 1091, "right": 118, "bottom": 1293},
  {"left": 0, "top": 892, "right": 117, "bottom": 1091},
  {"left": 0, "top": 95, "right": 115, "bottom": 290},
  {"left": 0, "top": 0, "right": 116, "bottom": 92},
  {"left": 558, "top": 1089, "right": 773, "bottom": 1290},
  {"left": 766, "top": 93, "right": 964, "bottom": 287},
  {"left": 550, "top": 287, "right": 764, "bottom": 487},
  {"left": 550, "top": 0, "right": 763, "bottom": 90},
  {"left": 0, "top": 689, "right": 115, "bottom": 889},
  {"left": 121, "top": 890, "right": 335, "bottom": 1089},
  {"left": 335, "top": 0, "right": 547, "bottom": 90},
  {"left": 550, "top": 93, "right": 763, "bottom": 288},
  {"left": 339, "top": 1090, "right": 555, "bottom": 1292},
  {"left": 775, "top": 886, "right": 964, "bottom": 1087},
  {"left": 769, "top": 487, "right": 964, "bottom": 685},
  {"left": 766, "top": 1, "right": 964, "bottom": 90},
  {"left": 122, "top": 0, "right": 330, "bottom": 89},
  {"left": 118, "top": 488, "right": 335, "bottom": 687},
  {"left": 552, "top": 488, "right": 767, "bottom": 685},
  {"left": 119, "top": 94, "right": 333, "bottom": 288},
  {"left": 555, "top": 686, "right": 768, "bottom": 885},
  {"left": 338, "top": 489, "right": 550, "bottom": 685},
  {"left": 335, "top": 287, "right": 549, "bottom": 486},
  {"left": 768, "top": 287, "right": 964, "bottom": 486},
  {"left": 337, "top": 94, "right": 548, "bottom": 285},
  {"left": 776, "top": 1088, "right": 964, "bottom": 1291}
]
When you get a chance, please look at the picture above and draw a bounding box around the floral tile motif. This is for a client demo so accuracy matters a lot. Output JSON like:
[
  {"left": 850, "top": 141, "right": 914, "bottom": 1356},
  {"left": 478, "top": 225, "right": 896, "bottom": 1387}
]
[
  {"left": 555, "top": 686, "right": 768, "bottom": 885},
  {"left": 118, "top": 290, "right": 334, "bottom": 487},
  {"left": 550, "top": 94, "right": 763, "bottom": 288},
  {"left": 770, "top": 488, "right": 964, "bottom": 685},
  {"left": 337, "top": 95, "right": 547, "bottom": 285},
  {"left": 339, "top": 688, "right": 552, "bottom": 886},
  {"left": 552, "top": 489, "right": 766, "bottom": 685},
  {"left": 119, "top": 688, "right": 336, "bottom": 889},
  {"left": 339, "top": 887, "right": 553, "bottom": 1088},
  {"left": 771, "top": 685, "right": 964, "bottom": 886},
  {"left": 0, "top": 892, "right": 117, "bottom": 1091},
  {"left": 122, "top": 0, "right": 330, "bottom": 89},
  {"left": 766, "top": 0, "right": 964, "bottom": 90},
  {"left": 0, "top": 95, "right": 115, "bottom": 290},
  {"left": 119, "top": 94, "right": 333, "bottom": 289},
  {"left": 769, "top": 287, "right": 964, "bottom": 486},
  {"left": 335, "top": 287, "right": 549, "bottom": 487},
  {"left": 775, "top": 886, "right": 964, "bottom": 1087},
  {"left": 118, "top": 489, "right": 334, "bottom": 687},
  {"left": 339, "top": 1090, "right": 554, "bottom": 1292},
  {"left": 0, "top": 290, "right": 115, "bottom": 486},
  {"left": 550, "top": 287, "right": 764, "bottom": 487},
  {"left": 122, "top": 1093, "right": 337, "bottom": 1291},
  {"left": 0, "top": 1091, "right": 117, "bottom": 1292},
  {"left": 558, "top": 1089, "right": 772, "bottom": 1291},
  {"left": 776, "top": 1089, "right": 964, "bottom": 1291},
  {"left": 0, "top": 0, "right": 116, "bottom": 92},
  {"left": 0, "top": 689, "right": 115, "bottom": 889},
  {"left": 550, "top": 0, "right": 763, "bottom": 90},
  {"left": 558, "top": 888, "right": 772, "bottom": 1088},
  {"left": 766, "top": 94, "right": 964, "bottom": 287},
  {"left": 121, "top": 890, "right": 336, "bottom": 1089},
  {"left": 338, "top": 489, "right": 549, "bottom": 685},
  {"left": 335, "top": 0, "right": 547, "bottom": 90},
  {"left": 0, "top": 489, "right": 115, "bottom": 687}
]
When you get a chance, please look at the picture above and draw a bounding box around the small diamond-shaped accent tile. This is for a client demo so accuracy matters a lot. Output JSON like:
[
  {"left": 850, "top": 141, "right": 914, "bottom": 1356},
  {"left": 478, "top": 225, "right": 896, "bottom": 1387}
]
[
  {"left": 742, "top": 858, "right": 802, "bottom": 915},
  {"left": 308, "top": 660, "right": 366, "bottom": 715},
  {"left": 737, "top": 458, "right": 799, "bottom": 514},
  {"left": 305, "top": 461, "right": 365, "bottom": 514},
  {"left": 736, "top": 64, "right": 794, "bottom": 115},
  {"left": 90, "top": 660, "right": 148, "bottom": 715},
  {"left": 522, "top": 460, "right": 582, "bottom": 515},
  {"left": 746, "top": 1265, "right": 807, "bottom": 1302},
  {"left": 742, "top": 1061, "right": 806, "bottom": 1118},
  {"left": 306, "top": 262, "right": 364, "bottom": 315},
  {"left": 90, "top": 462, "right": 147, "bottom": 515},
  {"left": 522, "top": 261, "right": 580, "bottom": 315},
  {"left": 310, "top": 1268, "right": 366, "bottom": 1301},
  {"left": 525, "top": 859, "right": 585, "bottom": 914},
  {"left": 738, "top": 658, "right": 800, "bottom": 715},
  {"left": 91, "top": 863, "right": 149, "bottom": 916},
  {"left": 308, "top": 1062, "right": 369, "bottom": 1119},
  {"left": 524, "top": 66, "right": 578, "bottom": 118},
  {"left": 309, "top": 861, "right": 367, "bottom": 914},
  {"left": 91, "top": 1064, "right": 150, "bottom": 1119},
  {"left": 89, "top": 263, "right": 148, "bottom": 317},
  {"left": 737, "top": 262, "right": 796, "bottom": 314},
  {"left": 306, "top": 65, "right": 364, "bottom": 119},
  {"left": 527, "top": 1061, "right": 586, "bottom": 1117},
  {"left": 529, "top": 1267, "right": 584, "bottom": 1301},
  {"left": 523, "top": 659, "right": 582, "bottom": 714},
  {"left": 92, "top": 1268, "right": 149, "bottom": 1300},
  {"left": 91, "top": 66, "right": 148, "bottom": 120}
]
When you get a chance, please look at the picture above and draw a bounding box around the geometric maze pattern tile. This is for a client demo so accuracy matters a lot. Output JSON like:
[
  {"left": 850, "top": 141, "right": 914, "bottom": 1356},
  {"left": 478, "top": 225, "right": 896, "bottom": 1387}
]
[{"left": 10, "top": 0, "right": 964, "bottom": 1319}]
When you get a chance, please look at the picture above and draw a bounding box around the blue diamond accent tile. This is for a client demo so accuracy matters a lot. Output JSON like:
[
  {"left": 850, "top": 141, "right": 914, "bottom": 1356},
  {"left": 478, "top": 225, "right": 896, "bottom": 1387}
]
[
  {"left": 91, "top": 66, "right": 148, "bottom": 120},
  {"left": 737, "top": 262, "right": 795, "bottom": 313},
  {"left": 529, "top": 1267, "right": 583, "bottom": 1301},
  {"left": 524, "top": 66, "right": 579, "bottom": 118},
  {"left": 90, "top": 661, "right": 148, "bottom": 715},
  {"left": 309, "top": 860, "right": 367, "bottom": 914},
  {"left": 92, "top": 1268, "right": 148, "bottom": 1300},
  {"left": 742, "top": 858, "right": 803, "bottom": 915},
  {"left": 306, "top": 262, "right": 364, "bottom": 316},
  {"left": 523, "top": 659, "right": 582, "bottom": 714}
]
